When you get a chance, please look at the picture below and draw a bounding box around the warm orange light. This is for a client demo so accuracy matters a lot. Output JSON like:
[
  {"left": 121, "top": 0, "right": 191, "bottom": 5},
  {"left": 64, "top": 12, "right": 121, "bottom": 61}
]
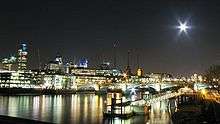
[{"left": 201, "top": 89, "right": 207, "bottom": 95}]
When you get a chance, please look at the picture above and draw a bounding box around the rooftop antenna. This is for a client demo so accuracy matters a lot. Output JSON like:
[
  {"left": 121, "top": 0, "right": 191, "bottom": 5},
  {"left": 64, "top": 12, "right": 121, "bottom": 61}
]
[
  {"left": 137, "top": 52, "right": 140, "bottom": 69},
  {"left": 127, "top": 50, "right": 130, "bottom": 67},
  {"left": 37, "top": 48, "right": 41, "bottom": 70},
  {"left": 113, "top": 41, "right": 118, "bottom": 69},
  {"left": 73, "top": 56, "right": 76, "bottom": 65},
  {"left": 101, "top": 49, "right": 104, "bottom": 64},
  {"left": 125, "top": 50, "right": 132, "bottom": 76}
]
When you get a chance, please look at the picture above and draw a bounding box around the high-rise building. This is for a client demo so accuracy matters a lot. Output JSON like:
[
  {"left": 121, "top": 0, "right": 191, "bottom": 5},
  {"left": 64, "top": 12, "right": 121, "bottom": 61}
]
[
  {"left": 1, "top": 56, "right": 17, "bottom": 71},
  {"left": 45, "top": 54, "right": 65, "bottom": 74},
  {"left": 79, "top": 58, "right": 88, "bottom": 68},
  {"left": 17, "top": 42, "right": 28, "bottom": 71},
  {"left": 55, "top": 54, "right": 63, "bottom": 65}
]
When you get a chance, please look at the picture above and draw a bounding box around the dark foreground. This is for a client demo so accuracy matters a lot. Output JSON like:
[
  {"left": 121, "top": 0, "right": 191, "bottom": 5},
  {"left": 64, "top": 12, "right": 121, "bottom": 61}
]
[
  {"left": 0, "top": 115, "right": 52, "bottom": 124},
  {"left": 172, "top": 99, "right": 220, "bottom": 124}
]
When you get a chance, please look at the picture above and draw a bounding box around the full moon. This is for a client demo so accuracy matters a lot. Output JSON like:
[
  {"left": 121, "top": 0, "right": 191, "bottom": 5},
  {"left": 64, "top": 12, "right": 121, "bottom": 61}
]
[{"left": 177, "top": 21, "right": 191, "bottom": 34}]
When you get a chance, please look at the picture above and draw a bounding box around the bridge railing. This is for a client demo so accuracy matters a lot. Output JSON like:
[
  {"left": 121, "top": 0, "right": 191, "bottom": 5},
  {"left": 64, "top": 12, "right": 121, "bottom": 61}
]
[{"left": 131, "top": 91, "right": 197, "bottom": 106}]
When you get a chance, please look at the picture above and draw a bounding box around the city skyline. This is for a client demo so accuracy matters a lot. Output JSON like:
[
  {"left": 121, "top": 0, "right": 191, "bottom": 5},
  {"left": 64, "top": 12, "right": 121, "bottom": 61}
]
[
  {"left": 0, "top": 0, "right": 219, "bottom": 76},
  {"left": 0, "top": 1, "right": 219, "bottom": 124}
]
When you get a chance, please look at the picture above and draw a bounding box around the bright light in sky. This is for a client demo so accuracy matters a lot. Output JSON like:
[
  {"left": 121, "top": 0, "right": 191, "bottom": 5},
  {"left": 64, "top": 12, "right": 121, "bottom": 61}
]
[{"left": 177, "top": 20, "right": 191, "bottom": 34}]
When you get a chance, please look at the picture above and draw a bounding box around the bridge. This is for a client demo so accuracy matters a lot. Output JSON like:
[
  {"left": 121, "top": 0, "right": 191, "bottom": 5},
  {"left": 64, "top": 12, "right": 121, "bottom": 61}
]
[
  {"left": 131, "top": 87, "right": 196, "bottom": 106},
  {"left": 131, "top": 92, "right": 179, "bottom": 106},
  {"left": 76, "top": 81, "right": 181, "bottom": 92}
]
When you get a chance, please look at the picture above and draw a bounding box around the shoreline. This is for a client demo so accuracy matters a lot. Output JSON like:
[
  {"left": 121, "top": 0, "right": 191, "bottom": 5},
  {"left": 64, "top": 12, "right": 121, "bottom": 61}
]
[
  {"left": 172, "top": 99, "right": 218, "bottom": 124},
  {"left": 0, "top": 115, "right": 52, "bottom": 124},
  {"left": 0, "top": 87, "right": 107, "bottom": 95}
]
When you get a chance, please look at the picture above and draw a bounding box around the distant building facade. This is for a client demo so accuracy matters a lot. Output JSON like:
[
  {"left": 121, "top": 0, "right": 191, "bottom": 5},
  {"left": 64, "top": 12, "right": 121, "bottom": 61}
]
[{"left": 17, "top": 43, "right": 28, "bottom": 71}]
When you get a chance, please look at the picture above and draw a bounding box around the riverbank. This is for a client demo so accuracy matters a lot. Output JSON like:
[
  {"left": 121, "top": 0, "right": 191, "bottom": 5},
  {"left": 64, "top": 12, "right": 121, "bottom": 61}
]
[
  {"left": 172, "top": 104, "right": 204, "bottom": 124},
  {"left": 0, "top": 87, "right": 107, "bottom": 95},
  {"left": 172, "top": 100, "right": 218, "bottom": 124},
  {"left": 0, "top": 88, "right": 77, "bottom": 95},
  {"left": 0, "top": 87, "right": 124, "bottom": 95},
  {"left": 0, "top": 115, "right": 52, "bottom": 124}
]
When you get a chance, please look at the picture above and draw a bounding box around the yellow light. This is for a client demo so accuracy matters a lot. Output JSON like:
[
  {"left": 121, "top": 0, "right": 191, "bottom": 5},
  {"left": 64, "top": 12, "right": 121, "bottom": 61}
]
[
  {"left": 123, "top": 73, "right": 127, "bottom": 78},
  {"left": 201, "top": 89, "right": 207, "bottom": 95},
  {"left": 137, "top": 68, "right": 143, "bottom": 76}
]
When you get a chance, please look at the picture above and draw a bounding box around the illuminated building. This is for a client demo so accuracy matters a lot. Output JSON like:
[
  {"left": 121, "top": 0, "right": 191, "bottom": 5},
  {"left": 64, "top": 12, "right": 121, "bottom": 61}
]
[
  {"left": 190, "top": 73, "right": 204, "bottom": 83},
  {"left": 47, "top": 61, "right": 60, "bottom": 71},
  {"left": 31, "top": 70, "right": 45, "bottom": 86},
  {"left": 79, "top": 58, "right": 88, "bottom": 68},
  {"left": 126, "top": 75, "right": 149, "bottom": 84},
  {"left": 65, "top": 63, "right": 70, "bottom": 74},
  {"left": 99, "top": 62, "right": 111, "bottom": 70},
  {"left": 71, "top": 67, "right": 121, "bottom": 76},
  {"left": 65, "top": 62, "right": 78, "bottom": 74},
  {"left": 45, "top": 54, "right": 65, "bottom": 74},
  {"left": 0, "top": 42, "right": 33, "bottom": 87},
  {"left": 1, "top": 56, "right": 17, "bottom": 71},
  {"left": 147, "top": 73, "right": 173, "bottom": 83},
  {"left": 17, "top": 43, "right": 28, "bottom": 71},
  {"left": 137, "top": 68, "right": 144, "bottom": 77},
  {"left": 70, "top": 67, "right": 122, "bottom": 85},
  {"left": 42, "top": 74, "right": 75, "bottom": 89},
  {"left": 55, "top": 54, "right": 63, "bottom": 65},
  {"left": 0, "top": 70, "right": 32, "bottom": 88}
]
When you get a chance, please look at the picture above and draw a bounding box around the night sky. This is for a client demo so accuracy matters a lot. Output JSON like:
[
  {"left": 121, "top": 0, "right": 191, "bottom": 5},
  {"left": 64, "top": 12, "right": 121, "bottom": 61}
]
[{"left": 0, "top": 0, "right": 219, "bottom": 76}]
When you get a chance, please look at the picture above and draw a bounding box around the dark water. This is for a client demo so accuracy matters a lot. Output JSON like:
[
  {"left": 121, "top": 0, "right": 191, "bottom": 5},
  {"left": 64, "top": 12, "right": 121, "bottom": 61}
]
[{"left": 0, "top": 94, "right": 175, "bottom": 124}]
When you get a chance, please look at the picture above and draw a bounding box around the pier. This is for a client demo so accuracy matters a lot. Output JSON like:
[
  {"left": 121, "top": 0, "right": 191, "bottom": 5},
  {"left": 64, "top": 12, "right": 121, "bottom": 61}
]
[{"left": 103, "top": 87, "right": 201, "bottom": 119}]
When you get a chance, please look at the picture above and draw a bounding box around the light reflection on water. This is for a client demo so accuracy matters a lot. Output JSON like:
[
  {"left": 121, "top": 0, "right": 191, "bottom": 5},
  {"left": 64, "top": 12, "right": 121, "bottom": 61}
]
[{"left": 0, "top": 95, "right": 174, "bottom": 124}]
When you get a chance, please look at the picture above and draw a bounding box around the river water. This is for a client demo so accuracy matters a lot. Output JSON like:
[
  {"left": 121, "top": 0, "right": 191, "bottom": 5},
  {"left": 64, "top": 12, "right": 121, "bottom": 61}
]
[{"left": 0, "top": 94, "right": 176, "bottom": 124}]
